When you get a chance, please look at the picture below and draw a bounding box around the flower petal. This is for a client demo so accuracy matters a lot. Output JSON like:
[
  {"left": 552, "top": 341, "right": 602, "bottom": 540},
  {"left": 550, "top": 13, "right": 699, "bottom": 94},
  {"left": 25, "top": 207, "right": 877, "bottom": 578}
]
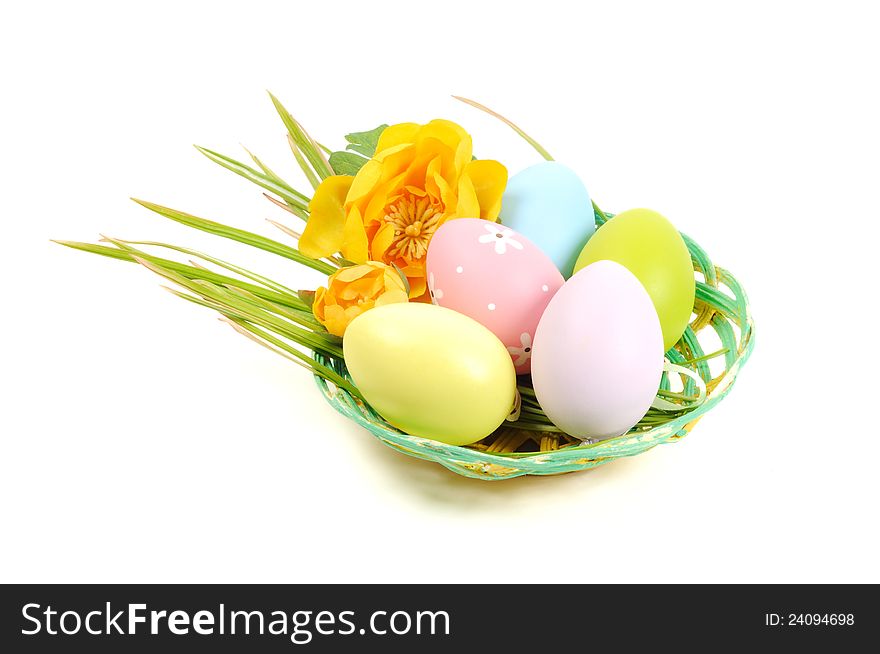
[
  {"left": 345, "top": 159, "right": 383, "bottom": 206},
  {"left": 371, "top": 221, "right": 396, "bottom": 261},
  {"left": 383, "top": 267, "right": 408, "bottom": 293},
  {"left": 312, "top": 286, "right": 328, "bottom": 321},
  {"left": 462, "top": 160, "right": 508, "bottom": 220},
  {"left": 341, "top": 204, "right": 369, "bottom": 263},
  {"left": 420, "top": 120, "right": 472, "bottom": 171},
  {"left": 375, "top": 123, "right": 420, "bottom": 154},
  {"left": 377, "top": 144, "right": 417, "bottom": 182},
  {"left": 333, "top": 263, "right": 372, "bottom": 283},
  {"left": 375, "top": 289, "right": 409, "bottom": 307},
  {"left": 407, "top": 275, "right": 428, "bottom": 301},
  {"left": 299, "top": 175, "right": 354, "bottom": 258},
  {"left": 456, "top": 173, "right": 480, "bottom": 219},
  {"left": 374, "top": 142, "right": 412, "bottom": 163},
  {"left": 321, "top": 304, "right": 348, "bottom": 337},
  {"left": 431, "top": 168, "right": 456, "bottom": 210},
  {"left": 338, "top": 276, "right": 375, "bottom": 300},
  {"left": 363, "top": 172, "right": 406, "bottom": 226},
  {"left": 344, "top": 303, "right": 368, "bottom": 323},
  {"left": 406, "top": 137, "right": 454, "bottom": 183}
]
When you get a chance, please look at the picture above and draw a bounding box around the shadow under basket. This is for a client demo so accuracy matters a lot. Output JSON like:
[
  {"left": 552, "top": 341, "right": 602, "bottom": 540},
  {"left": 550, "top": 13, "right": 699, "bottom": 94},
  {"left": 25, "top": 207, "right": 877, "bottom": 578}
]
[{"left": 313, "top": 213, "right": 755, "bottom": 480}]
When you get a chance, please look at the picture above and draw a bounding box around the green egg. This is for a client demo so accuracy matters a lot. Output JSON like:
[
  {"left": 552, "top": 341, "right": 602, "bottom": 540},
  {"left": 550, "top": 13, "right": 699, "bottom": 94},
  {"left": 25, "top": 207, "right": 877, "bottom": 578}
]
[{"left": 573, "top": 208, "right": 694, "bottom": 351}]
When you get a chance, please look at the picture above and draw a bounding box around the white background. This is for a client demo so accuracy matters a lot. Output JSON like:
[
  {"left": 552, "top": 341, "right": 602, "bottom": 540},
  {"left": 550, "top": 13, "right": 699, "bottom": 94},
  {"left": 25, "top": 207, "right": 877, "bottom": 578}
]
[{"left": 2, "top": 1, "right": 878, "bottom": 583}]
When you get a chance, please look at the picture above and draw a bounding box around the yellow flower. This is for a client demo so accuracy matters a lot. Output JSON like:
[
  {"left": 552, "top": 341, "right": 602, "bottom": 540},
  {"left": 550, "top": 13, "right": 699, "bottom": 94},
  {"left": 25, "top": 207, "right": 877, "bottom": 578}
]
[
  {"left": 313, "top": 261, "right": 409, "bottom": 336},
  {"left": 299, "top": 120, "right": 507, "bottom": 301}
]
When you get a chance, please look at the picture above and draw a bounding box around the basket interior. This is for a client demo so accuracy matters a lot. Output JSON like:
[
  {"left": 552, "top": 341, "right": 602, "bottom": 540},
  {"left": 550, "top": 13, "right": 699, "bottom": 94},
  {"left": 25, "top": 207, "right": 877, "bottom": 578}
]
[{"left": 313, "top": 212, "right": 754, "bottom": 479}]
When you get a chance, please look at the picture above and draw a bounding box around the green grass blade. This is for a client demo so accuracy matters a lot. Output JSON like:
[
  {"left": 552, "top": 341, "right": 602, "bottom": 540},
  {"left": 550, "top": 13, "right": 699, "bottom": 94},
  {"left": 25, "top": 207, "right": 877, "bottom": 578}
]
[
  {"left": 130, "top": 199, "right": 336, "bottom": 275},
  {"left": 102, "top": 237, "right": 325, "bottom": 331},
  {"left": 134, "top": 256, "right": 342, "bottom": 359},
  {"left": 223, "top": 317, "right": 362, "bottom": 398},
  {"left": 54, "top": 240, "right": 310, "bottom": 310},
  {"left": 452, "top": 95, "right": 555, "bottom": 161},
  {"left": 194, "top": 146, "right": 309, "bottom": 219},
  {"left": 194, "top": 281, "right": 341, "bottom": 357},
  {"left": 241, "top": 145, "right": 309, "bottom": 211},
  {"left": 287, "top": 134, "right": 321, "bottom": 191},
  {"left": 129, "top": 257, "right": 342, "bottom": 358},
  {"left": 162, "top": 288, "right": 356, "bottom": 396},
  {"left": 104, "top": 238, "right": 300, "bottom": 298},
  {"left": 221, "top": 284, "right": 327, "bottom": 332},
  {"left": 268, "top": 92, "right": 334, "bottom": 180}
]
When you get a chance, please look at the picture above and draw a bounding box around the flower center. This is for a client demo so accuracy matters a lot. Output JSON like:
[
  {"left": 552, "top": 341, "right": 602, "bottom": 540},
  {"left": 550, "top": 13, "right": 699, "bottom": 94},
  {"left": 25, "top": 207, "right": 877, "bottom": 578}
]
[{"left": 384, "top": 194, "right": 443, "bottom": 262}]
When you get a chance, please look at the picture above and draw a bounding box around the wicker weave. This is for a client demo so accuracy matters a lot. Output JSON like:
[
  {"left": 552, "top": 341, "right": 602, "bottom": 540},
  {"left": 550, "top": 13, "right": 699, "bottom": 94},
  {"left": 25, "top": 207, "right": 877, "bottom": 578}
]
[{"left": 314, "top": 212, "right": 754, "bottom": 480}]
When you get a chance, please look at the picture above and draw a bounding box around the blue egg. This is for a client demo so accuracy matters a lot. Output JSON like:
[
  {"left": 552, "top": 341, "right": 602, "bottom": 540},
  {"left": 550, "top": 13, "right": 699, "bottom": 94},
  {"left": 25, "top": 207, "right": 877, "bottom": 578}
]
[{"left": 499, "top": 161, "right": 595, "bottom": 278}]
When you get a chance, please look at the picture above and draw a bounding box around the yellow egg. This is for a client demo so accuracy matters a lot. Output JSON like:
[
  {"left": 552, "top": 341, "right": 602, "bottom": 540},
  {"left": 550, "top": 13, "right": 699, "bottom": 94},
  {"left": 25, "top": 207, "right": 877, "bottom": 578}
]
[{"left": 343, "top": 303, "right": 516, "bottom": 445}]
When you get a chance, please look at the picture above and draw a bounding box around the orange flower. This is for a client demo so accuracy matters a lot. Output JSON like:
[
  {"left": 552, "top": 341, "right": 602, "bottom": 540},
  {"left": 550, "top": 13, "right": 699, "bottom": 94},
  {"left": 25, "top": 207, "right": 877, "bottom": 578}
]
[
  {"left": 299, "top": 120, "right": 507, "bottom": 301},
  {"left": 312, "top": 261, "right": 409, "bottom": 336}
]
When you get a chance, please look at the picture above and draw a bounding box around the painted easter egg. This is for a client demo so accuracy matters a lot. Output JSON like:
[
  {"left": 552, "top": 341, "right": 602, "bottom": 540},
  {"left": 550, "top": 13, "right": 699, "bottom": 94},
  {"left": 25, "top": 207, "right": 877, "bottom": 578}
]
[
  {"left": 425, "top": 218, "right": 564, "bottom": 374},
  {"left": 499, "top": 161, "right": 595, "bottom": 277},
  {"left": 531, "top": 260, "right": 664, "bottom": 440},
  {"left": 343, "top": 302, "right": 516, "bottom": 446},
  {"left": 574, "top": 208, "right": 695, "bottom": 351}
]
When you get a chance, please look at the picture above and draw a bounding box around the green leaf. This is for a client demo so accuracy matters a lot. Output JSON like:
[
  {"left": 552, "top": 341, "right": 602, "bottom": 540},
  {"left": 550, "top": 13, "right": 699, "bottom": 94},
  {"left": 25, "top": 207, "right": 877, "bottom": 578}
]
[
  {"left": 131, "top": 199, "right": 337, "bottom": 275},
  {"left": 328, "top": 151, "right": 369, "bottom": 176},
  {"left": 194, "top": 146, "right": 309, "bottom": 218},
  {"left": 344, "top": 124, "right": 388, "bottom": 157},
  {"left": 267, "top": 92, "right": 334, "bottom": 180},
  {"left": 220, "top": 284, "right": 325, "bottom": 333},
  {"left": 220, "top": 316, "right": 362, "bottom": 399},
  {"left": 242, "top": 146, "right": 284, "bottom": 184},
  {"left": 104, "top": 237, "right": 300, "bottom": 298},
  {"left": 287, "top": 134, "right": 321, "bottom": 191},
  {"left": 54, "top": 240, "right": 309, "bottom": 310},
  {"left": 297, "top": 289, "right": 317, "bottom": 309},
  {"left": 328, "top": 124, "right": 388, "bottom": 176},
  {"left": 101, "top": 238, "right": 323, "bottom": 332},
  {"left": 132, "top": 256, "right": 344, "bottom": 359}
]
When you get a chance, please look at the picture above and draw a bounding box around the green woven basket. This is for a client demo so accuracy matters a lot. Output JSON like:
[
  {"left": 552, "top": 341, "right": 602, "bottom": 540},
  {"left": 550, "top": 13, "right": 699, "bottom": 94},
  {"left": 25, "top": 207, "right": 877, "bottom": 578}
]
[{"left": 314, "top": 211, "right": 754, "bottom": 480}]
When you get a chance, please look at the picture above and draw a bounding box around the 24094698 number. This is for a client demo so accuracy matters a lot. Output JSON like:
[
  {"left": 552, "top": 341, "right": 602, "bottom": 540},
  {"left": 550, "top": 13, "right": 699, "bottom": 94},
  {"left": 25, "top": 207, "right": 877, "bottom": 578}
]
[{"left": 765, "top": 613, "right": 854, "bottom": 626}]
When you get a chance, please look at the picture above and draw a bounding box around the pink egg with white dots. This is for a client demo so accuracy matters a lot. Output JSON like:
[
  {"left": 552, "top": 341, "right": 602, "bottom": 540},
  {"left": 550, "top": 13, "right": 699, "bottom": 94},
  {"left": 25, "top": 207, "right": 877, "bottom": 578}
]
[{"left": 426, "top": 218, "right": 564, "bottom": 374}]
